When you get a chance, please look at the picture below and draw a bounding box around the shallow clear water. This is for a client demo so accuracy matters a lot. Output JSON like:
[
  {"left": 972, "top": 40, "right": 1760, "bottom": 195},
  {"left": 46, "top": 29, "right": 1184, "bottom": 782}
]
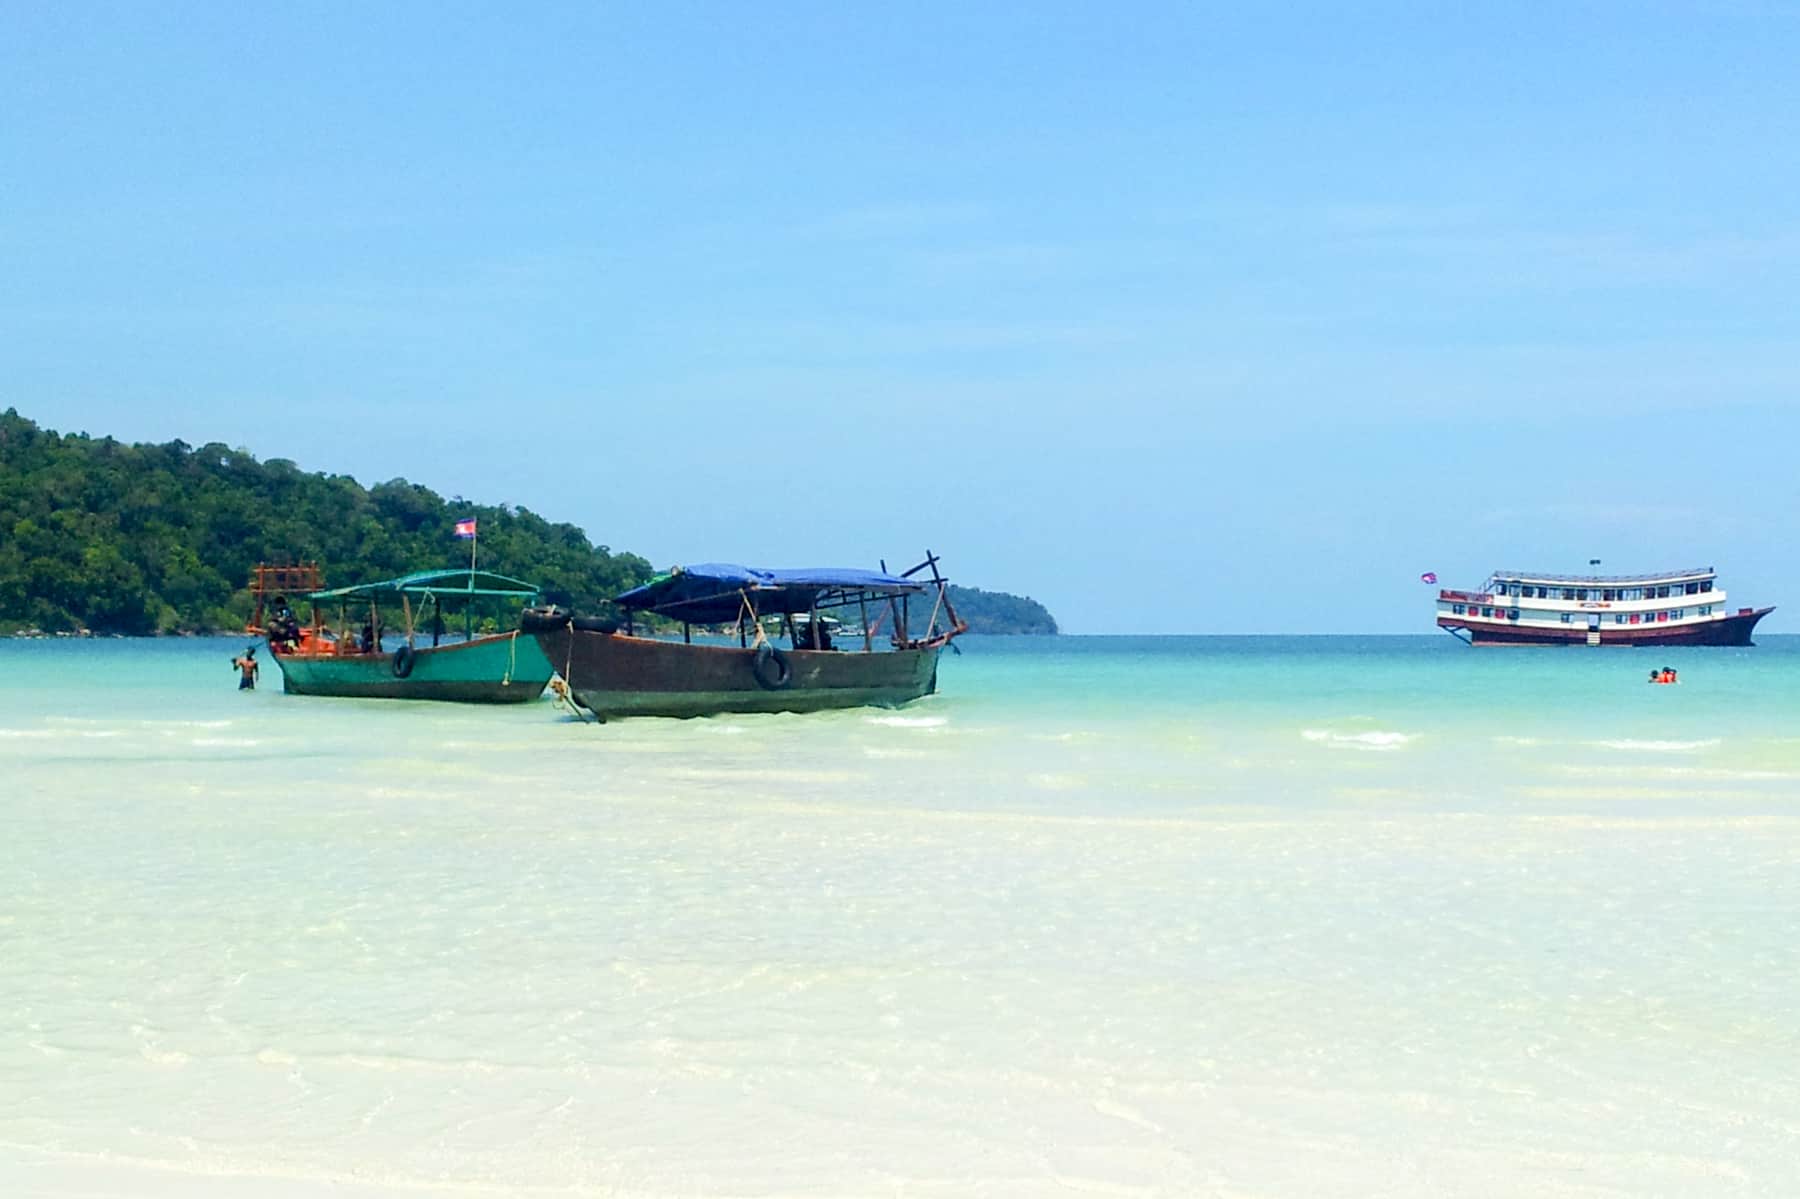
[{"left": 3, "top": 635, "right": 1798, "bottom": 1196}]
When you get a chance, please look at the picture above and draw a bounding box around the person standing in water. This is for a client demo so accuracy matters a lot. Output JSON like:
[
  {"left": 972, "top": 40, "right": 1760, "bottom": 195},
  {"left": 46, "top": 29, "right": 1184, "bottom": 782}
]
[{"left": 232, "top": 646, "right": 260, "bottom": 690}]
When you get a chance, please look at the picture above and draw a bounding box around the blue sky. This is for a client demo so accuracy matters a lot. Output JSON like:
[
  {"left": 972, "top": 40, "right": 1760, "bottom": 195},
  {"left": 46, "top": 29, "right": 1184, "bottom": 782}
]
[{"left": 5, "top": 3, "right": 1798, "bottom": 632}]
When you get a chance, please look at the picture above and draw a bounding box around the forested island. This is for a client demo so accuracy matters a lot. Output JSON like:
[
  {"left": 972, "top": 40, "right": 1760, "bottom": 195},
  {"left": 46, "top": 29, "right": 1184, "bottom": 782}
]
[
  {"left": 0, "top": 410, "right": 1057, "bottom": 636},
  {"left": 942, "top": 584, "right": 1058, "bottom": 635}
]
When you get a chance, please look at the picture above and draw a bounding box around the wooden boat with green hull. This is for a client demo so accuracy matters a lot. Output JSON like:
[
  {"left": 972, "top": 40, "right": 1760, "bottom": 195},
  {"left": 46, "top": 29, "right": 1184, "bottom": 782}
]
[
  {"left": 529, "top": 554, "right": 965, "bottom": 720},
  {"left": 254, "top": 567, "right": 555, "bottom": 703},
  {"left": 274, "top": 630, "right": 552, "bottom": 702}
]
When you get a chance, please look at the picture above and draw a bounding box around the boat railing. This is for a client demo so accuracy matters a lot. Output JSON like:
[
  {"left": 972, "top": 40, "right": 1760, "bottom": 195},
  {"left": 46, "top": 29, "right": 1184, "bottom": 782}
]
[
  {"left": 1438, "top": 589, "right": 1492, "bottom": 604},
  {"left": 1491, "top": 568, "right": 1714, "bottom": 586}
]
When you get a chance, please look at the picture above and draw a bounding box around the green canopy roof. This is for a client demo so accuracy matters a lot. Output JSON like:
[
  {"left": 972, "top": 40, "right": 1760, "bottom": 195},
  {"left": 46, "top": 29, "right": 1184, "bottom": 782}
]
[{"left": 301, "top": 569, "right": 541, "bottom": 602}]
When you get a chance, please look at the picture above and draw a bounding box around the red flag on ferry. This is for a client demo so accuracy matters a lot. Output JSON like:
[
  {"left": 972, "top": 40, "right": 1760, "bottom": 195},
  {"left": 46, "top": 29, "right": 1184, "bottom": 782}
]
[
  {"left": 1419, "top": 571, "right": 1438, "bottom": 584},
  {"left": 453, "top": 518, "right": 477, "bottom": 539}
]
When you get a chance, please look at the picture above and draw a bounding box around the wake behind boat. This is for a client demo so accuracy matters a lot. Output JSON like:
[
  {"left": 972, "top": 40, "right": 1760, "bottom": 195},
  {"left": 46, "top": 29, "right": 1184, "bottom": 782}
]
[{"left": 529, "top": 555, "right": 966, "bottom": 719}]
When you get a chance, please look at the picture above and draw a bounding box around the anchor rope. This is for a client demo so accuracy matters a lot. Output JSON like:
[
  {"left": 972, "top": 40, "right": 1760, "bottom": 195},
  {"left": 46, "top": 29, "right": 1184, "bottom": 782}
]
[{"left": 555, "top": 615, "right": 594, "bottom": 723}]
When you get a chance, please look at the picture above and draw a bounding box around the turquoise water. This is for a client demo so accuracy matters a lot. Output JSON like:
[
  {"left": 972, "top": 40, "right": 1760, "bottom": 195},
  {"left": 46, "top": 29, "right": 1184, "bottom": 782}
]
[{"left": 4, "top": 635, "right": 1799, "bottom": 1196}]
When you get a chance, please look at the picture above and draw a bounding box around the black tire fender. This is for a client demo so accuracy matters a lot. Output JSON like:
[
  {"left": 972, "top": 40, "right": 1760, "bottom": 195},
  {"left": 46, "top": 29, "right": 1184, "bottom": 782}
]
[
  {"left": 751, "top": 643, "right": 792, "bottom": 690},
  {"left": 391, "top": 644, "right": 416, "bottom": 679},
  {"left": 518, "top": 606, "right": 570, "bottom": 634}
]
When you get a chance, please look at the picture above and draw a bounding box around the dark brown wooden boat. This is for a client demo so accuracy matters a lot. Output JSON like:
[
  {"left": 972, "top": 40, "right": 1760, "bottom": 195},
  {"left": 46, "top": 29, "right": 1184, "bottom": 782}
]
[{"left": 528, "top": 555, "right": 965, "bottom": 719}]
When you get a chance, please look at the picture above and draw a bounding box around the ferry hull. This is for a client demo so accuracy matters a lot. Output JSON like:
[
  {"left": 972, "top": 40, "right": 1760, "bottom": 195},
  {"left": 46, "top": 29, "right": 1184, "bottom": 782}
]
[
  {"left": 273, "top": 632, "right": 554, "bottom": 702},
  {"left": 534, "top": 628, "right": 942, "bottom": 719},
  {"left": 1440, "top": 607, "right": 1773, "bottom": 647}
]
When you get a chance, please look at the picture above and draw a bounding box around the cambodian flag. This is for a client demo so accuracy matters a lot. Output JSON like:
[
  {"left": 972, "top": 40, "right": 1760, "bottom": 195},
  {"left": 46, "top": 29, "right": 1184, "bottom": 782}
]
[
  {"left": 453, "top": 518, "right": 477, "bottom": 539},
  {"left": 1420, "top": 571, "right": 1438, "bottom": 584}
]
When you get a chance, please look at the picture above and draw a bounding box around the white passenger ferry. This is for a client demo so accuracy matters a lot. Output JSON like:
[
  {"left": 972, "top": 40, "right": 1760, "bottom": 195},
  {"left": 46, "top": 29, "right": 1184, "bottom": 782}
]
[{"left": 1436, "top": 567, "right": 1773, "bottom": 646}]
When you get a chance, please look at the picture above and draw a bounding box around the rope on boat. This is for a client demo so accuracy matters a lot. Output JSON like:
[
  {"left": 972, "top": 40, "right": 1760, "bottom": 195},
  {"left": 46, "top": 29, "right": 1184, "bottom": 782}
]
[
  {"left": 741, "top": 590, "right": 768, "bottom": 649},
  {"left": 553, "top": 615, "right": 596, "bottom": 724}
]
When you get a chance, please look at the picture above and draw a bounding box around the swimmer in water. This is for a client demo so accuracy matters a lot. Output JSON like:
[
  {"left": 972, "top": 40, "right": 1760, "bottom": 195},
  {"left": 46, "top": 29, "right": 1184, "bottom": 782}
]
[{"left": 232, "top": 646, "right": 260, "bottom": 691}]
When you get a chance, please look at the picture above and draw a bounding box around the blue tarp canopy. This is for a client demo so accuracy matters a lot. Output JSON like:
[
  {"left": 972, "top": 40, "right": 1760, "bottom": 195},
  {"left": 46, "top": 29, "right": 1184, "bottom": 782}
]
[
  {"left": 302, "top": 569, "right": 541, "bottom": 602},
  {"left": 616, "top": 564, "right": 929, "bottom": 623}
]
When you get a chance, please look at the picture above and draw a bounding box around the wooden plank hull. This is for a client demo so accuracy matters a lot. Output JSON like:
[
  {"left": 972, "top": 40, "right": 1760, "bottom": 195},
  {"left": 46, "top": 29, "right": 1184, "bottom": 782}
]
[
  {"left": 273, "top": 632, "right": 553, "bottom": 702},
  {"left": 534, "top": 629, "right": 943, "bottom": 719},
  {"left": 1439, "top": 607, "right": 1773, "bottom": 647}
]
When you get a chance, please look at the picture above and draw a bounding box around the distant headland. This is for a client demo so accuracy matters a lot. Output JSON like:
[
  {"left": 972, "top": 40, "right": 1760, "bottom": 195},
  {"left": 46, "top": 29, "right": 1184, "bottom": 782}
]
[{"left": 0, "top": 409, "right": 1057, "bottom": 637}]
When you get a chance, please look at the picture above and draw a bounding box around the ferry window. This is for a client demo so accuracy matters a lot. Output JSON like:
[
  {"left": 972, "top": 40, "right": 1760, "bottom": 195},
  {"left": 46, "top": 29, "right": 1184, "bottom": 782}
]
[
  {"left": 1657, "top": 611, "right": 1669, "bottom": 622},
  {"left": 1673, "top": 608, "right": 1684, "bottom": 619},
  {"left": 1508, "top": 585, "right": 1520, "bottom": 598},
  {"left": 1701, "top": 605, "right": 1711, "bottom": 616},
  {"left": 1629, "top": 613, "right": 1640, "bottom": 624},
  {"left": 1685, "top": 582, "right": 1699, "bottom": 595},
  {"left": 1657, "top": 586, "right": 1671, "bottom": 598},
  {"left": 1603, "top": 589, "right": 1616, "bottom": 601},
  {"left": 1453, "top": 604, "right": 1465, "bottom": 615},
  {"left": 1561, "top": 588, "right": 1574, "bottom": 600},
  {"left": 1614, "top": 614, "right": 1625, "bottom": 624},
  {"left": 1482, "top": 607, "right": 1493, "bottom": 617},
  {"left": 1700, "top": 580, "right": 1713, "bottom": 593},
  {"left": 1560, "top": 613, "right": 1571, "bottom": 623}
]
